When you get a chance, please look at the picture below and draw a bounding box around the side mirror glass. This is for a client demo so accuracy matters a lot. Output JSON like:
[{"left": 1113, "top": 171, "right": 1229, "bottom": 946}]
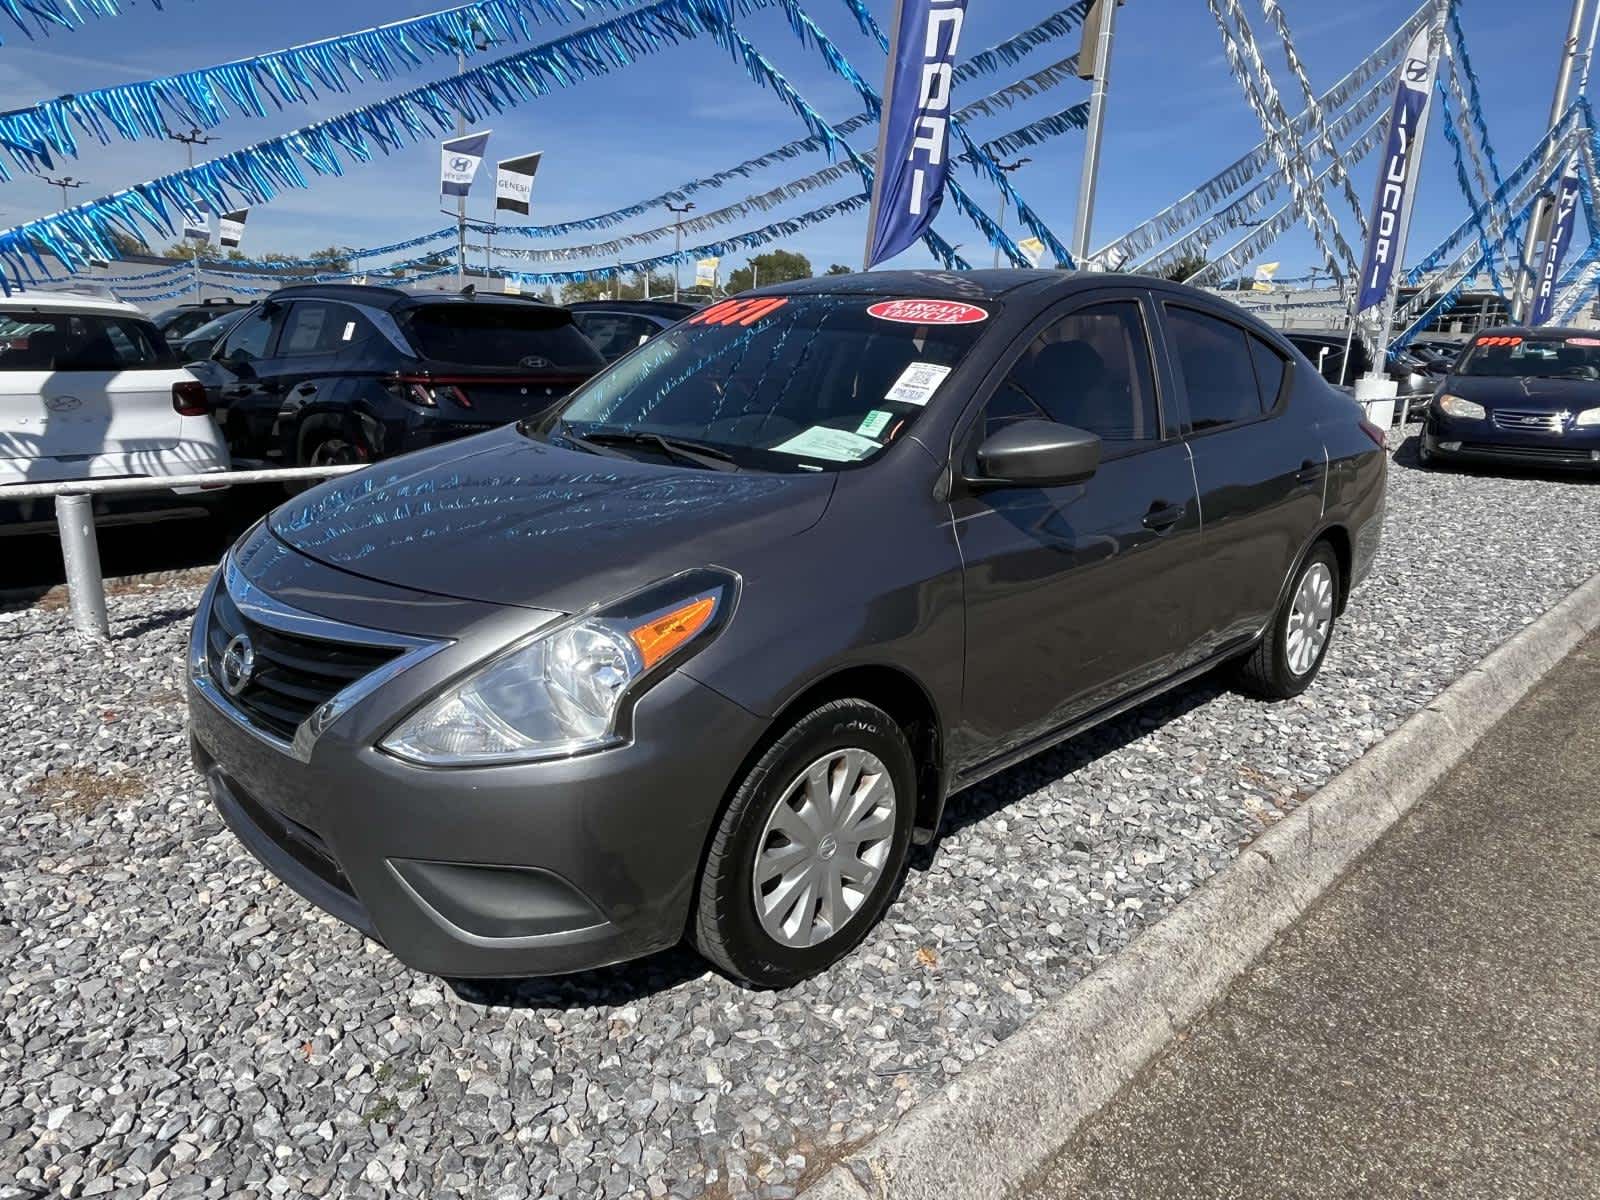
[{"left": 971, "top": 419, "right": 1102, "bottom": 489}]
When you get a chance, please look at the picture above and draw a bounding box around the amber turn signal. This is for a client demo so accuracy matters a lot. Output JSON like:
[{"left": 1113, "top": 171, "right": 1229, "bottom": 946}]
[{"left": 628, "top": 595, "right": 718, "bottom": 669}]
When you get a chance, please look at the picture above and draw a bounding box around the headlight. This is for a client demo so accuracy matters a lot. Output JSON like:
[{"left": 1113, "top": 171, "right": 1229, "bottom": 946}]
[
  {"left": 1576, "top": 407, "right": 1600, "bottom": 427},
  {"left": 382, "top": 569, "right": 736, "bottom": 765},
  {"left": 1437, "top": 394, "right": 1486, "bottom": 420}
]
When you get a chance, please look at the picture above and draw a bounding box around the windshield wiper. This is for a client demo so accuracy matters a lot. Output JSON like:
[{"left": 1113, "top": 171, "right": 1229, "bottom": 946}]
[
  {"left": 582, "top": 429, "right": 741, "bottom": 472},
  {"left": 549, "top": 421, "right": 634, "bottom": 460}
]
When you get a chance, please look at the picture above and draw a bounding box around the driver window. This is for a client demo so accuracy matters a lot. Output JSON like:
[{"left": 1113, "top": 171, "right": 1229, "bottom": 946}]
[
  {"left": 218, "top": 305, "right": 275, "bottom": 363},
  {"left": 985, "top": 301, "right": 1161, "bottom": 454}
]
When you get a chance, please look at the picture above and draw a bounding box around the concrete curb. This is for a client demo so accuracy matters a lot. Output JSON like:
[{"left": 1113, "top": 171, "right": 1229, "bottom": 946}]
[{"left": 800, "top": 570, "right": 1600, "bottom": 1200}]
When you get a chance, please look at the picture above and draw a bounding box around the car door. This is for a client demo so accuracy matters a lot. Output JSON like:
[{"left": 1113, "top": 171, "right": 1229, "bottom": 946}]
[
  {"left": 209, "top": 303, "right": 285, "bottom": 459},
  {"left": 951, "top": 293, "right": 1202, "bottom": 768},
  {"left": 1161, "top": 303, "right": 1326, "bottom": 661},
  {"left": 269, "top": 299, "right": 363, "bottom": 449}
]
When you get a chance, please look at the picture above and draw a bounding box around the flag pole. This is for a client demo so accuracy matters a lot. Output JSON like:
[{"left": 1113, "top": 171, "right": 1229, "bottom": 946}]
[
  {"left": 862, "top": 0, "right": 907, "bottom": 272},
  {"left": 1072, "top": 0, "right": 1120, "bottom": 265}
]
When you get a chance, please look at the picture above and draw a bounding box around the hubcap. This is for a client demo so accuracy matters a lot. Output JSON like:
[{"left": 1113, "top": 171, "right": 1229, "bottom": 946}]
[
  {"left": 311, "top": 439, "right": 358, "bottom": 467},
  {"left": 1286, "top": 561, "right": 1335, "bottom": 676},
  {"left": 752, "top": 748, "right": 897, "bottom": 950}
]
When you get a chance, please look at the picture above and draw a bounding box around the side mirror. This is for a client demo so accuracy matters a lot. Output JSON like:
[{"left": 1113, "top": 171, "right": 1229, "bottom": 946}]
[{"left": 970, "top": 419, "right": 1102, "bottom": 489}]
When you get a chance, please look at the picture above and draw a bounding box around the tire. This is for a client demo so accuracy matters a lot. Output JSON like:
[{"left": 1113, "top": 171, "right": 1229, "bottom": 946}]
[
  {"left": 1234, "top": 541, "right": 1341, "bottom": 700},
  {"left": 692, "top": 699, "right": 917, "bottom": 988},
  {"left": 286, "top": 418, "right": 363, "bottom": 494}
]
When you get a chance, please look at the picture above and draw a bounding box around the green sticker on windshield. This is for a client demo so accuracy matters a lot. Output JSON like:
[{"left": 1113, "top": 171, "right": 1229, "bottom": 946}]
[
  {"left": 773, "top": 426, "right": 879, "bottom": 463},
  {"left": 857, "top": 410, "right": 893, "bottom": 439}
]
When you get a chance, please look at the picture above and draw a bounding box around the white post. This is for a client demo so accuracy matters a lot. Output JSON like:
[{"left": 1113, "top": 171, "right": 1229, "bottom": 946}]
[
  {"left": 56, "top": 494, "right": 109, "bottom": 641},
  {"left": 1072, "top": 0, "right": 1120, "bottom": 264}
]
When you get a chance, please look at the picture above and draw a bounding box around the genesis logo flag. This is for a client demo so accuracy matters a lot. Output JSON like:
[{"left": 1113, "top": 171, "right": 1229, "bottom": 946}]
[
  {"left": 218, "top": 209, "right": 249, "bottom": 249},
  {"left": 1355, "top": 26, "right": 1439, "bottom": 313},
  {"left": 495, "top": 152, "right": 543, "bottom": 215},
  {"left": 866, "top": 0, "right": 969, "bottom": 269},
  {"left": 1530, "top": 150, "right": 1582, "bottom": 326},
  {"left": 441, "top": 130, "right": 492, "bottom": 198}
]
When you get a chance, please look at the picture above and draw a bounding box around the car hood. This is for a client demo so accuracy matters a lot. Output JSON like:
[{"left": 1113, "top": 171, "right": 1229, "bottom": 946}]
[
  {"left": 267, "top": 426, "right": 837, "bottom": 612},
  {"left": 1443, "top": 374, "right": 1600, "bottom": 411}
]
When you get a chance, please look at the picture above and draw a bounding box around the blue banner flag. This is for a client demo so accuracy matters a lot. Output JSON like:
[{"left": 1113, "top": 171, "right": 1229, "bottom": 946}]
[
  {"left": 1530, "top": 149, "right": 1582, "bottom": 326},
  {"left": 1355, "top": 26, "right": 1439, "bottom": 313},
  {"left": 866, "top": 0, "right": 970, "bottom": 269},
  {"left": 441, "top": 130, "right": 492, "bottom": 199}
]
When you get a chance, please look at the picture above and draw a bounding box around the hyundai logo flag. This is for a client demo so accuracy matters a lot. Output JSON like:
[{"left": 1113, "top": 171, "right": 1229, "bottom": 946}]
[
  {"left": 495, "top": 152, "right": 543, "bottom": 216},
  {"left": 1355, "top": 26, "right": 1440, "bottom": 313},
  {"left": 218, "top": 209, "right": 249, "bottom": 249},
  {"left": 441, "top": 130, "right": 492, "bottom": 198},
  {"left": 1530, "top": 150, "right": 1582, "bottom": 326},
  {"left": 865, "top": 0, "right": 969, "bottom": 269}
]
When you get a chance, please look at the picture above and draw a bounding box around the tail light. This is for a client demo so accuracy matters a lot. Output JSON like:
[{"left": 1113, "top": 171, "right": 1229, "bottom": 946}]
[
  {"left": 1358, "top": 417, "right": 1386, "bottom": 448},
  {"left": 389, "top": 373, "right": 472, "bottom": 408},
  {"left": 172, "top": 380, "right": 209, "bottom": 416}
]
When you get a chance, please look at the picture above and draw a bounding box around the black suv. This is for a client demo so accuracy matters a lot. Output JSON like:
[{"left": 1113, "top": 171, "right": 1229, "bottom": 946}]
[
  {"left": 192, "top": 285, "right": 605, "bottom": 468},
  {"left": 567, "top": 299, "right": 699, "bottom": 361},
  {"left": 152, "top": 297, "right": 250, "bottom": 343}
]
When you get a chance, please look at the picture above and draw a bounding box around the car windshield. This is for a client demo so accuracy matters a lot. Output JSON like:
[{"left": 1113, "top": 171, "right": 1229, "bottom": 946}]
[
  {"left": 547, "top": 294, "right": 993, "bottom": 472},
  {"left": 403, "top": 303, "right": 605, "bottom": 370},
  {"left": 0, "top": 311, "right": 175, "bottom": 371},
  {"left": 1456, "top": 334, "right": 1600, "bottom": 379}
]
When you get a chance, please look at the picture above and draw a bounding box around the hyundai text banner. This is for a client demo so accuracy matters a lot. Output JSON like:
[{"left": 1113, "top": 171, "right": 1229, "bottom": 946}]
[
  {"left": 866, "top": 0, "right": 969, "bottom": 269},
  {"left": 1355, "top": 26, "right": 1440, "bottom": 313},
  {"left": 441, "top": 131, "right": 492, "bottom": 198},
  {"left": 1530, "top": 149, "right": 1582, "bottom": 326}
]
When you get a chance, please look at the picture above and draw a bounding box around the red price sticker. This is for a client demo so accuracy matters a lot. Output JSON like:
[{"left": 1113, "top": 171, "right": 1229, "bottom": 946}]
[{"left": 867, "top": 299, "right": 989, "bottom": 326}]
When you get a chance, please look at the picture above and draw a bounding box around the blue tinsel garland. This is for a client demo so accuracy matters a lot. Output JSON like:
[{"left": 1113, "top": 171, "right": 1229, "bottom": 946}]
[{"left": 0, "top": 0, "right": 180, "bottom": 46}]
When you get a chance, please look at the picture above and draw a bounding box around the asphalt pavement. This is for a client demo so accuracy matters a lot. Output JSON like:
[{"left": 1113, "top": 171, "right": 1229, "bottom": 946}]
[{"left": 1025, "top": 629, "right": 1600, "bottom": 1200}]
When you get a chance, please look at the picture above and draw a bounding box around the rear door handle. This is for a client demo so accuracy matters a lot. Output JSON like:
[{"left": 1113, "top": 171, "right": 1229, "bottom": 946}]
[
  {"left": 294, "top": 383, "right": 317, "bottom": 397},
  {"left": 1142, "top": 501, "right": 1187, "bottom": 532},
  {"left": 1294, "top": 458, "right": 1322, "bottom": 484}
]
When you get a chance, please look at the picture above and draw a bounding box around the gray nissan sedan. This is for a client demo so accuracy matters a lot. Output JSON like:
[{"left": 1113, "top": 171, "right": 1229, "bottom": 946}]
[{"left": 187, "top": 271, "right": 1387, "bottom": 987}]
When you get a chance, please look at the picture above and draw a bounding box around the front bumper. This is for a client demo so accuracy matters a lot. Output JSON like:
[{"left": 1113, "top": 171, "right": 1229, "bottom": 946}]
[
  {"left": 1422, "top": 411, "right": 1600, "bottom": 471},
  {"left": 186, "top": 563, "right": 768, "bottom": 979}
]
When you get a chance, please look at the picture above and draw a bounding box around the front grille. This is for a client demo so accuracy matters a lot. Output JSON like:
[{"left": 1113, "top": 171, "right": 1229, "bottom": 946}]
[
  {"left": 1491, "top": 409, "right": 1565, "bottom": 434},
  {"left": 206, "top": 585, "right": 403, "bottom": 742},
  {"left": 1461, "top": 442, "right": 1592, "bottom": 463}
]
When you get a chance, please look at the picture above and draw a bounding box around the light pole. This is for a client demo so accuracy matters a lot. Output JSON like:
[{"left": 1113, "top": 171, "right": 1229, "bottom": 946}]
[
  {"left": 993, "top": 157, "right": 1031, "bottom": 268},
  {"left": 169, "top": 128, "right": 217, "bottom": 298},
  {"left": 667, "top": 202, "right": 695, "bottom": 302},
  {"left": 1072, "top": 0, "right": 1122, "bottom": 265},
  {"left": 453, "top": 20, "right": 492, "bottom": 289},
  {"left": 44, "top": 175, "right": 85, "bottom": 210}
]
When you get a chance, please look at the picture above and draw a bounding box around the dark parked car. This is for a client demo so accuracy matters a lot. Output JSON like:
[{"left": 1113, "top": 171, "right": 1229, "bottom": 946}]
[
  {"left": 1420, "top": 326, "right": 1600, "bottom": 471},
  {"left": 567, "top": 299, "right": 699, "bottom": 361},
  {"left": 171, "top": 308, "right": 248, "bottom": 363},
  {"left": 188, "top": 271, "right": 1386, "bottom": 987},
  {"left": 1288, "top": 330, "right": 1433, "bottom": 396},
  {"left": 152, "top": 297, "right": 249, "bottom": 343},
  {"left": 190, "top": 285, "right": 605, "bottom": 467}
]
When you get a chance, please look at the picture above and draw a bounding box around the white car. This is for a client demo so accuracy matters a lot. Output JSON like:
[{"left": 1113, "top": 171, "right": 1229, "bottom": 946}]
[{"left": 0, "top": 291, "right": 231, "bottom": 533}]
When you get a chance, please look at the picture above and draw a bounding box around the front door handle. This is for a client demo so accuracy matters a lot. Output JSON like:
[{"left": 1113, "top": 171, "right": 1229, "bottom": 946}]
[{"left": 1142, "top": 501, "right": 1187, "bottom": 532}]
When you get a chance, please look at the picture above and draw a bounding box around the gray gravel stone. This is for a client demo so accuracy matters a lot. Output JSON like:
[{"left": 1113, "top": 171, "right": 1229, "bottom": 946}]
[{"left": 4, "top": 434, "right": 1598, "bottom": 1198}]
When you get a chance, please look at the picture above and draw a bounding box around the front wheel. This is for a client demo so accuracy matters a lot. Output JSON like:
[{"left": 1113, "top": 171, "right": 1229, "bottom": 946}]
[
  {"left": 692, "top": 699, "right": 916, "bottom": 988},
  {"left": 1234, "top": 542, "right": 1341, "bottom": 699}
]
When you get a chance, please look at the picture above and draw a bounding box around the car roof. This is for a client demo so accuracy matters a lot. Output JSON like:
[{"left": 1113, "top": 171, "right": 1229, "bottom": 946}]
[
  {"left": 0, "top": 289, "right": 143, "bottom": 318},
  {"left": 266, "top": 283, "right": 566, "bottom": 312},
  {"left": 566, "top": 299, "right": 698, "bottom": 317}
]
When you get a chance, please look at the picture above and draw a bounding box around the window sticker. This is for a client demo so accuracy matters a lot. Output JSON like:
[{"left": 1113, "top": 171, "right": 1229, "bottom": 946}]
[
  {"left": 773, "top": 426, "right": 880, "bottom": 462},
  {"left": 857, "top": 409, "right": 894, "bottom": 439},
  {"left": 686, "top": 297, "right": 790, "bottom": 327},
  {"left": 885, "top": 361, "right": 953, "bottom": 406},
  {"left": 342, "top": 321, "right": 357, "bottom": 342},
  {"left": 867, "top": 298, "right": 988, "bottom": 325},
  {"left": 1568, "top": 336, "right": 1600, "bottom": 347}
]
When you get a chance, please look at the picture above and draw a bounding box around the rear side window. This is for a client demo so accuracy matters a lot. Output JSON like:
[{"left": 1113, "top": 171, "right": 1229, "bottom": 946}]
[
  {"left": 573, "top": 312, "right": 662, "bottom": 360},
  {"left": 404, "top": 304, "right": 605, "bottom": 369},
  {"left": 218, "top": 306, "right": 276, "bottom": 363},
  {"left": 1164, "top": 306, "right": 1261, "bottom": 431},
  {"left": 278, "top": 301, "right": 373, "bottom": 357},
  {"left": 0, "top": 312, "right": 170, "bottom": 371},
  {"left": 1248, "top": 335, "right": 1289, "bottom": 410},
  {"left": 985, "top": 301, "right": 1161, "bottom": 453}
]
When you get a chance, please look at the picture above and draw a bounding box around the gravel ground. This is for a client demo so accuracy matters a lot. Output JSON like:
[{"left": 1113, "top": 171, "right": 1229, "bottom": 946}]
[{"left": 4, "top": 433, "right": 1598, "bottom": 1200}]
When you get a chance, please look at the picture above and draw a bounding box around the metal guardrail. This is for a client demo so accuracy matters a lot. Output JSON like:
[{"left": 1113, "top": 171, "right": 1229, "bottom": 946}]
[{"left": 7, "top": 465, "right": 364, "bottom": 641}]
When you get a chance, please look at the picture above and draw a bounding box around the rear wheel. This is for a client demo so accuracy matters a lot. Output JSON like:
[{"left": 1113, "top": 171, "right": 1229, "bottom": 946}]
[
  {"left": 1234, "top": 541, "right": 1341, "bottom": 699},
  {"left": 692, "top": 699, "right": 916, "bottom": 988},
  {"left": 287, "top": 418, "right": 365, "bottom": 493}
]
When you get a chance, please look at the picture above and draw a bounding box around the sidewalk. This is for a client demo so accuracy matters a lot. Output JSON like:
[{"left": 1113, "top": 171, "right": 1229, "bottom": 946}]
[{"left": 1025, "top": 630, "right": 1600, "bottom": 1200}]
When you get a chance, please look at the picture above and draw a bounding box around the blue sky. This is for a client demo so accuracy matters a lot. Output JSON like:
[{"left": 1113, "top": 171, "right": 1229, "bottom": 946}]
[{"left": 0, "top": 0, "right": 1585, "bottom": 282}]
